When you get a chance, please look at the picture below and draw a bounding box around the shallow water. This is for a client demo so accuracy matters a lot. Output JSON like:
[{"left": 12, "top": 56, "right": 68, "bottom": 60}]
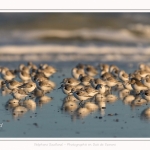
[{"left": 0, "top": 62, "right": 150, "bottom": 138}]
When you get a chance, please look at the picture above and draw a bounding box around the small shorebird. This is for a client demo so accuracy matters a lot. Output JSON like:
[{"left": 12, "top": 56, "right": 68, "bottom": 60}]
[
  {"left": 129, "top": 78, "right": 148, "bottom": 92},
  {"left": 11, "top": 88, "right": 29, "bottom": 100},
  {"left": 1, "top": 68, "right": 16, "bottom": 81},
  {"left": 142, "top": 90, "right": 150, "bottom": 101},
  {"left": 85, "top": 65, "right": 98, "bottom": 77},
  {"left": 101, "top": 72, "right": 113, "bottom": 80},
  {"left": 90, "top": 78, "right": 106, "bottom": 88},
  {"left": 5, "top": 80, "right": 23, "bottom": 90},
  {"left": 1, "top": 84, "right": 12, "bottom": 96},
  {"left": 62, "top": 78, "right": 80, "bottom": 86},
  {"left": 118, "top": 70, "right": 129, "bottom": 82},
  {"left": 33, "top": 72, "right": 47, "bottom": 81},
  {"left": 19, "top": 70, "right": 31, "bottom": 82},
  {"left": 19, "top": 81, "right": 36, "bottom": 93},
  {"left": 109, "top": 65, "right": 119, "bottom": 73},
  {"left": 72, "top": 90, "right": 93, "bottom": 106},
  {"left": 79, "top": 75, "right": 93, "bottom": 86},
  {"left": 58, "top": 84, "right": 74, "bottom": 95},
  {"left": 36, "top": 80, "right": 54, "bottom": 94},
  {"left": 123, "top": 81, "right": 133, "bottom": 91},
  {"left": 142, "top": 75, "right": 150, "bottom": 89},
  {"left": 95, "top": 84, "right": 106, "bottom": 94},
  {"left": 99, "top": 63, "right": 109, "bottom": 75},
  {"left": 138, "top": 70, "right": 150, "bottom": 78},
  {"left": 39, "top": 65, "right": 57, "bottom": 77},
  {"left": 130, "top": 73, "right": 142, "bottom": 81},
  {"left": 104, "top": 77, "right": 118, "bottom": 87},
  {"left": 19, "top": 64, "right": 31, "bottom": 74},
  {"left": 71, "top": 64, "right": 85, "bottom": 79},
  {"left": 84, "top": 85, "right": 98, "bottom": 97}
]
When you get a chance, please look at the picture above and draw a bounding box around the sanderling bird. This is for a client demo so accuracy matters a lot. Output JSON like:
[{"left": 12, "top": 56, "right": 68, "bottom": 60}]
[
  {"left": 138, "top": 70, "right": 150, "bottom": 78},
  {"left": 58, "top": 84, "right": 74, "bottom": 95},
  {"left": 5, "top": 80, "right": 23, "bottom": 90},
  {"left": 19, "top": 64, "right": 31, "bottom": 74},
  {"left": 99, "top": 63, "right": 109, "bottom": 75},
  {"left": 36, "top": 80, "right": 54, "bottom": 94},
  {"left": 95, "top": 84, "right": 106, "bottom": 95},
  {"left": 85, "top": 65, "right": 98, "bottom": 77},
  {"left": 90, "top": 78, "right": 106, "bottom": 88},
  {"left": 71, "top": 64, "right": 85, "bottom": 79},
  {"left": 84, "top": 85, "right": 98, "bottom": 97},
  {"left": 123, "top": 81, "right": 133, "bottom": 91},
  {"left": 101, "top": 72, "right": 113, "bottom": 80},
  {"left": 118, "top": 70, "right": 129, "bottom": 82},
  {"left": 130, "top": 78, "right": 148, "bottom": 93},
  {"left": 79, "top": 75, "right": 93, "bottom": 86},
  {"left": 104, "top": 77, "right": 118, "bottom": 88},
  {"left": 142, "top": 90, "right": 150, "bottom": 101},
  {"left": 62, "top": 78, "right": 80, "bottom": 86},
  {"left": 19, "top": 70, "right": 31, "bottom": 82},
  {"left": 33, "top": 72, "right": 47, "bottom": 81},
  {"left": 38, "top": 65, "right": 57, "bottom": 78},
  {"left": 11, "top": 88, "right": 29, "bottom": 100},
  {"left": 142, "top": 75, "right": 150, "bottom": 89},
  {"left": 139, "top": 63, "right": 150, "bottom": 72},
  {"left": 19, "top": 81, "right": 36, "bottom": 93},
  {"left": 0, "top": 67, "right": 16, "bottom": 81},
  {"left": 130, "top": 73, "right": 142, "bottom": 81},
  {"left": 109, "top": 65, "right": 119, "bottom": 73},
  {"left": 36, "top": 77, "right": 56, "bottom": 89},
  {"left": 72, "top": 90, "right": 93, "bottom": 106}
]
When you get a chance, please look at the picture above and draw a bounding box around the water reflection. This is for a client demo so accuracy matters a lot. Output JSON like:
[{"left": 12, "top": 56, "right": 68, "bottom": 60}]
[
  {"left": 0, "top": 62, "right": 56, "bottom": 119},
  {"left": 141, "top": 107, "right": 150, "bottom": 120}
]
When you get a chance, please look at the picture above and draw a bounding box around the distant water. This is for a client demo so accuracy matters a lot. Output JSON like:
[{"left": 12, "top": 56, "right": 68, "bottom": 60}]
[{"left": 0, "top": 13, "right": 150, "bottom": 65}]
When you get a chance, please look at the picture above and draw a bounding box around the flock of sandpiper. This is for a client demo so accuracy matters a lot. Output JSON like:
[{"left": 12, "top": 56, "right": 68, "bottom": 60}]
[
  {"left": 0, "top": 62, "right": 56, "bottom": 119},
  {"left": 1, "top": 62, "right": 150, "bottom": 120},
  {"left": 60, "top": 63, "right": 150, "bottom": 120}
]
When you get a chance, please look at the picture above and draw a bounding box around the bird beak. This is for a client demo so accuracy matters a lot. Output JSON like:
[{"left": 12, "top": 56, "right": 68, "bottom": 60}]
[{"left": 58, "top": 84, "right": 63, "bottom": 89}]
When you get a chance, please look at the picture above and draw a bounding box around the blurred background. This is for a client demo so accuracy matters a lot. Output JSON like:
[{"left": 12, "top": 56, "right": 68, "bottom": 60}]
[{"left": 0, "top": 13, "right": 150, "bottom": 66}]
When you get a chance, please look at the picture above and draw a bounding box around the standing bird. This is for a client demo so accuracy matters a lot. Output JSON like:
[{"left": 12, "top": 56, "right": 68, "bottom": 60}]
[{"left": 85, "top": 65, "right": 98, "bottom": 77}]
